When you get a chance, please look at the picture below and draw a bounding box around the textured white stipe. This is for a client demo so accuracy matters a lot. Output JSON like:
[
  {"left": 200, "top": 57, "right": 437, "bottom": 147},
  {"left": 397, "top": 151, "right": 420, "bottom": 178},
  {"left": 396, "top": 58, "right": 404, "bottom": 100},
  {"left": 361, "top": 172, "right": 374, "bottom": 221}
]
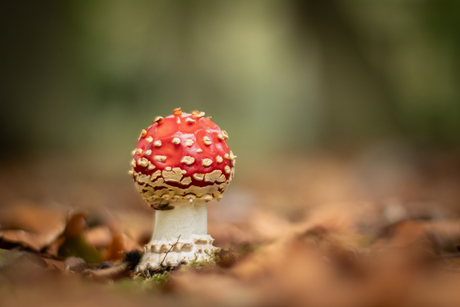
[
  {"left": 152, "top": 200, "right": 207, "bottom": 241},
  {"left": 137, "top": 200, "right": 215, "bottom": 271},
  {"left": 137, "top": 235, "right": 216, "bottom": 271}
]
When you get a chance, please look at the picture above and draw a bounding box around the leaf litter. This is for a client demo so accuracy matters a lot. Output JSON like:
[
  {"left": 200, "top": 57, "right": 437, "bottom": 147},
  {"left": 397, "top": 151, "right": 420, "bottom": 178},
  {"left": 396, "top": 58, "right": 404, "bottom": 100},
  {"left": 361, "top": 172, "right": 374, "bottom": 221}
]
[{"left": 1, "top": 154, "right": 460, "bottom": 307}]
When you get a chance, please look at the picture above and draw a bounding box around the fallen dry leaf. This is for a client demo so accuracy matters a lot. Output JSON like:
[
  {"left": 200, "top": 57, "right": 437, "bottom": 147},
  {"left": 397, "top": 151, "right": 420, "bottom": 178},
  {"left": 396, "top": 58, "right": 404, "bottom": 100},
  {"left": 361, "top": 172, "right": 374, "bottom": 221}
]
[
  {"left": 105, "top": 235, "right": 124, "bottom": 261},
  {"left": 82, "top": 262, "right": 130, "bottom": 282},
  {"left": 0, "top": 201, "right": 66, "bottom": 234},
  {"left": 1, "top": 153, "right": 460, "bottom": 307},
  {"left": 0, "top": 202, "right": 66, "bottom": 252},
  {"left": 84, "top": 226, "right": 112, "bottom": 248},
  {"left": 0, "top": 230, "right": 47, "bottom": 251}
]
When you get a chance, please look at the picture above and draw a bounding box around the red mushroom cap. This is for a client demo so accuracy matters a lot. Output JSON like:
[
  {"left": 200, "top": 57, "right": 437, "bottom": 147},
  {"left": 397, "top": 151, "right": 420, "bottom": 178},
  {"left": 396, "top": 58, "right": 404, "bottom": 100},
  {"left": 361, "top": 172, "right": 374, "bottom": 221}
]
[{"left": 131, "top": 108, "right": 235, "bottom": 209}]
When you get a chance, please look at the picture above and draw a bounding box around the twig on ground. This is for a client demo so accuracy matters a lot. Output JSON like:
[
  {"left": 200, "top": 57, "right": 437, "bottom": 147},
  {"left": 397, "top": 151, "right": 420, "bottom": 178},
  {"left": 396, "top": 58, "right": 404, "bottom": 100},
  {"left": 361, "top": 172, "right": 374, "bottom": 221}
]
[{"left": 160, "top": 235, "right": 181, "bottom": 268}]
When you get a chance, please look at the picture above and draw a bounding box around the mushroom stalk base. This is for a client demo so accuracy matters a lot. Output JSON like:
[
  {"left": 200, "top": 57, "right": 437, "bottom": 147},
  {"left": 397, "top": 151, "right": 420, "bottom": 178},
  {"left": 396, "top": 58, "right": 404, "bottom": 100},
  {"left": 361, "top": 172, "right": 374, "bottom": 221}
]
[{"left": 137, "top": 200, "right": 216, "bottom": 271}]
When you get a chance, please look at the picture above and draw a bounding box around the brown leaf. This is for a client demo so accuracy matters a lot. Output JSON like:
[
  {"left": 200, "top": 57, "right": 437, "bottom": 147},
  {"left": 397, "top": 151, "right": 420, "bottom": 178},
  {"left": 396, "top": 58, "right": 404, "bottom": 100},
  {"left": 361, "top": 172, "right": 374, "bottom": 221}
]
[
  {"left": 63, "top": 212, "right": 88, "bottom": 239},
  {"left": 84, "top": 226, "right": 112, "bottom": 249},
  {"left": 0, "top": 201, "right": 66, "bottom": 234},
  {"left": 0, "top": 203, "right": 66, "bottom": 252},
  {"left": 0, "top": 230, "right": 43, "bottom": 251},
  {"left": 121, "top": 233, "right": 142, "bottom": 252},
  {"left": 82, "top": 262, "right": 130, "bottom": 282},
  {"left": 44, "top": 237, "right": 65, "bottom": 257},
  {"left": 105, "top": 235, "right": 124, "bottom": 261},
  {"left": 44, "top": 212, "right": 103, "bottom": 263},
  {"left": 41, "top": 257, "right": 65, "bottom": 271},
  {"left": 64, "top": 257, "right": 86, "bottom": 272}
]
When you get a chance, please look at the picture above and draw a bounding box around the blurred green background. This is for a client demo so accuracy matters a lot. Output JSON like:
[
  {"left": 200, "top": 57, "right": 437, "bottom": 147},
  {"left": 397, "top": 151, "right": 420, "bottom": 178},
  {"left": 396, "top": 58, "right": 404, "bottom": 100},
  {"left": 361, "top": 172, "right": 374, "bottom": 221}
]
[{"left": 1, "top": 0, "right": 460, "bottom": 188}]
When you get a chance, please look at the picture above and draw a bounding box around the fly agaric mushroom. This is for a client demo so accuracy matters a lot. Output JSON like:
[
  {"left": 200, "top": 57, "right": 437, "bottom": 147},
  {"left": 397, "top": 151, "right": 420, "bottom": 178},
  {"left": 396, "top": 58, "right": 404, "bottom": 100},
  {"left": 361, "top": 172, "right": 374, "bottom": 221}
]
[{"left": 130, "top": 108, "right": 235, "bottom": 270}]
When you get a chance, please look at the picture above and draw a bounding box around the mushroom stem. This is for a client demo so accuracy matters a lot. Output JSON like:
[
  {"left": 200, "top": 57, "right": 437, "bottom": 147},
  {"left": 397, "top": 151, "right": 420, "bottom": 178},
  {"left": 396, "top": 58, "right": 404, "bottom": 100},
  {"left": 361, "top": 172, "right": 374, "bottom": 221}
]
[
  {"left": 136, "top": 200, "right": 216, "bottom": 271},
  {"left": 152, "top": 200, "right": 207, "bottom": 241}
]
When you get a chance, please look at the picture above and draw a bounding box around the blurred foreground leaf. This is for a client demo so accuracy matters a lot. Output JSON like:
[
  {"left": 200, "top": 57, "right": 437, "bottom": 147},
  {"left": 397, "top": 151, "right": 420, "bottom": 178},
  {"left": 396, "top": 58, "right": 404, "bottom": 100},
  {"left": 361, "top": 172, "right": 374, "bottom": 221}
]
[{"left": 58, "top": 236, "right": 102, "bottom": 264}]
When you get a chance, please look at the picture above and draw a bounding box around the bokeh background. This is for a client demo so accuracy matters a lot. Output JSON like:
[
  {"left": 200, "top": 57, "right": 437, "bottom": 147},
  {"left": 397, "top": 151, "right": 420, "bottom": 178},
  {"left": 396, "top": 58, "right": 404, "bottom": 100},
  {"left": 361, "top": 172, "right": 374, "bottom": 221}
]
[
  {"left": 1, "top": 0, "right": 460, "bottom": 218},
  {"left": 2, "top": 2, "right": 460, "bottom": 307}
]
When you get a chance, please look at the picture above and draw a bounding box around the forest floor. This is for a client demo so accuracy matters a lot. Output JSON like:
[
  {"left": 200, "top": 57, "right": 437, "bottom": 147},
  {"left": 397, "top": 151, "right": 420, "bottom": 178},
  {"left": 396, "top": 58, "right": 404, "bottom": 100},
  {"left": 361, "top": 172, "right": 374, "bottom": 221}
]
[{"left": 1, "top": 150, "right": 460, "bottom": 307}]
